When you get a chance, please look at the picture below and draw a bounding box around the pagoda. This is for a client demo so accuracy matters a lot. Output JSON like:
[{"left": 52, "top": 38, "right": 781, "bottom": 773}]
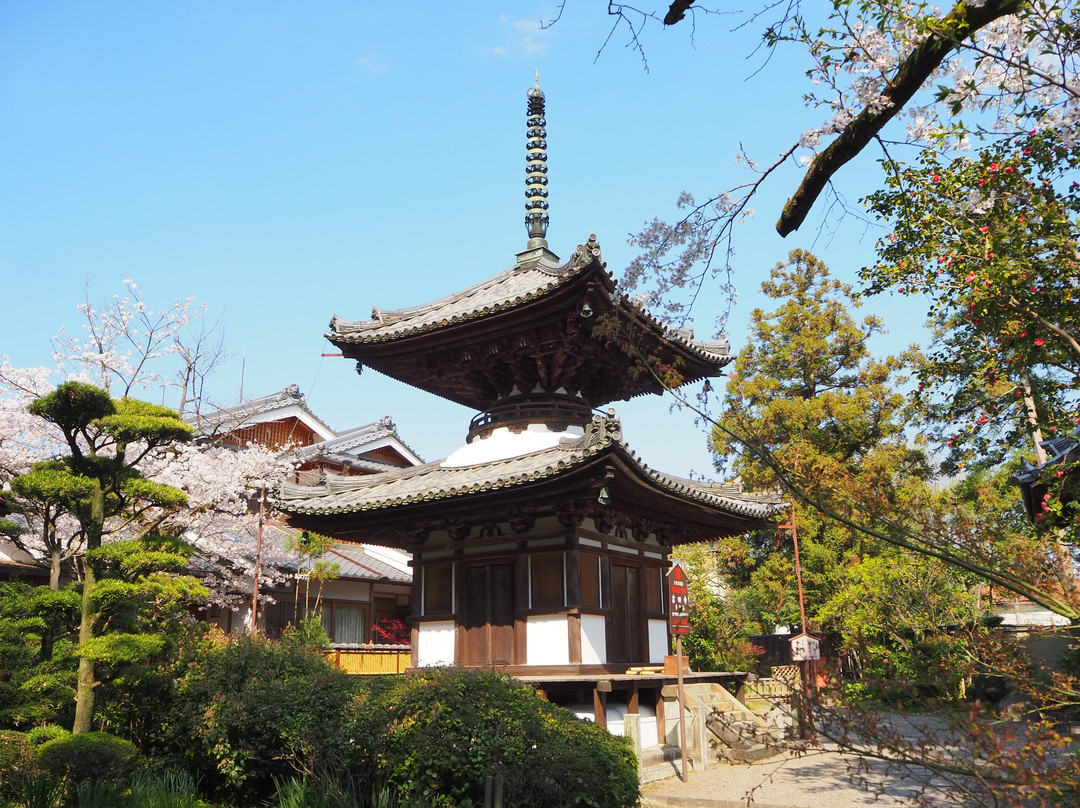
[{"left": 276, "top": 80, "right": 784, "bottom": 676}]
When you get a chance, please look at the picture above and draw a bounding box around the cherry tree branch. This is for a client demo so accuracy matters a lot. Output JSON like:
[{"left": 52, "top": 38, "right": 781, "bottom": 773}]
[{"left": 777, "top": 0, "right": 1025, "bottom": 236}]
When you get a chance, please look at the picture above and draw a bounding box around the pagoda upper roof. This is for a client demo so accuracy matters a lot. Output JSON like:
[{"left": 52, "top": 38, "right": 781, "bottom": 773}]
[
  {"left": 326, "top": 237, "right": 732, "bottom": 411},
  {"left": 274, "top": 414, "right": 784, "bottom": 547}
]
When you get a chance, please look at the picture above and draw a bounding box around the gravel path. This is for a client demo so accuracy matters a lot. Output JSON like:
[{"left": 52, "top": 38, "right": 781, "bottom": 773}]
[{"left": 640, "top": 743, "right": 946, "bottom": 808}]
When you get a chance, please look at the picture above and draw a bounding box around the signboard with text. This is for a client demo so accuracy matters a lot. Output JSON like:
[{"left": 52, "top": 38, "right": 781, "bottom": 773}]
[{"left": 668, "top": 563, "right": 691, "bottom": 635}]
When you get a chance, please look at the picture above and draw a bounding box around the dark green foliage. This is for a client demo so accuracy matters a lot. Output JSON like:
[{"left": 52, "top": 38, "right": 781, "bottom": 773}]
[
  {"left": 168, "top": 631, "right": 358, "bottom": 801},
  {"left": 35, "top": 732, "right": 139, "bottom": 785},
  {"left": 27, "top": 383, "right": 115, "bottom": 436},
  {"left": 10, "top": 772, "right": 64, "bottom": 808},
  {"left": 0, "top": 583, "right": 79, "bottom": 729},
  {"left": 26, "top": 726, "right": 70, "bottom": 748},
  {"left": 266, "top": 778, "right": 456, "bottom": 808},
  {"left": 683, "top": 596, "right": 763, "bottom": 673},
  {"left": 167, "top": 636, "right": 638, "bottom": 808},
  {"left": 127, "top": 769, "right": 210, "bottom": 808},
  {"left": 353, "top": 667, "right": 639, "bottom": 808},
  {"left": 0, "top": 731, "right": 36, "bottom": 799},
  {"left": 72, "top": 776, "right": 126, "bottom": 808}
]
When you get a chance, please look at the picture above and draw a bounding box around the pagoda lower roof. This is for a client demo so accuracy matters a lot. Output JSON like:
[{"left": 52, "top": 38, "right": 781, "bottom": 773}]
[
  {"left": 274, "top": 415, "right": 785, "bottom": 546},
  {"left": 326, "top": 237, "right": 732, "bottom": 411}
]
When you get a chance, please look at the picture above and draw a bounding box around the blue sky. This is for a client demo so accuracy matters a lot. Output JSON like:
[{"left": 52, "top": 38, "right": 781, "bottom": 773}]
[{"left": 1, "top": 2, "right": 926, "bottom": 477}]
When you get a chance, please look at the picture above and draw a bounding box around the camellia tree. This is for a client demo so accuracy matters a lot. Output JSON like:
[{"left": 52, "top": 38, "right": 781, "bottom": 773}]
[{"left": 862, "top": 130, "right": 1080, "bottom": 510}]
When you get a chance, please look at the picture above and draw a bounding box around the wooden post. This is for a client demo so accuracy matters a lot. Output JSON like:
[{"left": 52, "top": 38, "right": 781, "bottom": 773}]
[
  {"left": 676, "top": 635, "right": 689, "bottom": 782},
  {"left": 251, "top": 485, "right": 265, "bottom": 632}
]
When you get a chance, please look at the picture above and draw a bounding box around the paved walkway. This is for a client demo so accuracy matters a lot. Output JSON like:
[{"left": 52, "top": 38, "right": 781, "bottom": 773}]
[{"left": 640, "top": 744, "right": 944, "bottom": 808}]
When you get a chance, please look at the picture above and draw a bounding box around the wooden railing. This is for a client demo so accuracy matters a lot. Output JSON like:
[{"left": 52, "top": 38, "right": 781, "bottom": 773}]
[{"left": 327, "top": 645, "right": 411, "bottom": 675}]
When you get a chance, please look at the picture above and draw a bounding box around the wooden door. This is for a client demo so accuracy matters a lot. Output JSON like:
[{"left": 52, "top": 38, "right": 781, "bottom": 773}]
[
  {"left": 610, "top": 563, "right": 642, "bottom": 663},
  {"left": 463, "top": 564, "right": 515, "bottom": 665}
]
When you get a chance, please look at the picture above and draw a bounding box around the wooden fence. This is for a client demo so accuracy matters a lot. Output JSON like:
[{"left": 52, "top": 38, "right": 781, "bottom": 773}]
[{"left": 327, "top": 646, "right": 411, "bottom": 675}]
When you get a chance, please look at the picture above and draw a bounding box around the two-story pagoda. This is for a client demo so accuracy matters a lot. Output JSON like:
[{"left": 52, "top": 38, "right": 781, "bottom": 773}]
[{"left": 277, "top": 81, "right": 784, "bottom": 676}]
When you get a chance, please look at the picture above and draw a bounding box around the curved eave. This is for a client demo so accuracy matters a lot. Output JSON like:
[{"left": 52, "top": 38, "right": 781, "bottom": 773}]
[
  {"left": 328, "top": 250, "right": 612, "bottom": 347},
  {"left": 326, "top": 241, "right": 731, "bottom": 372},
  {"left": 274, "top": 433, "right": 783, "bottom": 537}
]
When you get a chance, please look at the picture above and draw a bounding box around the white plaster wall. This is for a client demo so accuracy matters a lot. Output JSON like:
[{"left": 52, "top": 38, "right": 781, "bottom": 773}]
[
  {"left": 580, "top": 614, "right": 607, "bottom": 664},
  {"left": 648, "top": 619, "right": 668, "bottom": 664},
  {"left": 443, "top": 424, "right": 585, "bottom": 467},
  {"left": 319, "top": 579, "right": 372, "bottom": 601},
  {"left": 526, "top": 614, "right": 570, "bottom": 665},
  {"left": 417, "top": 620, "right": 456, "bottom": 666}
]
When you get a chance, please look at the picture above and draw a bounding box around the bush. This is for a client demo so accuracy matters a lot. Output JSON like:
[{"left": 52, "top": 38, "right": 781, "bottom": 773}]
[
  {"left": 26, "top": 725, "right": 69, "bottom": 748},
  {"left": 0, "top": 730, "right": 36, "bottom": 798},
  {"left": 128, "top": 768, "right": 210, "bottom": 808},
  {"left": 168, "top": 631, "right": 358, "bottom": 801},
  {"left": 353, "top": 668, "right": 639, "bottom": 808},
  {"left": 34, "top": 732, "right": 138, "bottom": 785}
]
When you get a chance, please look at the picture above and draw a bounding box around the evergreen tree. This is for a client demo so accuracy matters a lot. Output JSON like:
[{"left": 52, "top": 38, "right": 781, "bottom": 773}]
[{"left": 13, "top": 382, "right": 193, "bottom": 733}]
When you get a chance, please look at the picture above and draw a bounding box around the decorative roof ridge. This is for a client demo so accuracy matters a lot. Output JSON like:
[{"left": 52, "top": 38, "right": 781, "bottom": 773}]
[
  {"left": 189, "top": 384, "right": 337, "bottom": 438},
  {"left": 610, "top": 433, "right": 787, "bottom": 518},
  {"left": 619, "top": 304, "right": 733, "bottom": 366},
  {"left": 1014, "top": 427, "right": 1080, "bottom": 481},
  {"left": 328, "top": 236, "right": 609, "bottom": 341},
  {"left": 292, "top": 416, "right": 395, "bottom": 454}
]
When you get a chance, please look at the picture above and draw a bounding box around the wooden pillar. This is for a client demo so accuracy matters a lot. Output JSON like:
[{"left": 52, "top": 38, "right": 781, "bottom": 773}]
[
  {"left": 593, "top": 686, "right": 608, "bottom": 730},
  {"left": 655, "top": 689, "right": 667, "bottom": 744},
  {"left": 568, "top": 610, "right": 582, "bottom": 664},
  {"left": 514, "top": 552, "right": 529, "bottom": 664}
]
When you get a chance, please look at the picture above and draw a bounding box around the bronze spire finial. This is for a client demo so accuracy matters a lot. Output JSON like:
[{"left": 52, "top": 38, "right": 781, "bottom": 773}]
[{"left": 524, "top": 77, "right": 549, "bottom": 247}]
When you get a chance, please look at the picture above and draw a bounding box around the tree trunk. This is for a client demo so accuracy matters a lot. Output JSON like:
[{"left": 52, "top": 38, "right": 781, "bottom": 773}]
[
  {"left": 49, "top": 548, "right": 60, "bottom": 591},
  {"left": 72, "top": 564, "right": 97, "bottom": 734},
  {"left": 1020, "top": 369, "right": 1047, "bottom": 465},
  {"left": 72, "top": 485, "right": 104, "bottom": 735}
]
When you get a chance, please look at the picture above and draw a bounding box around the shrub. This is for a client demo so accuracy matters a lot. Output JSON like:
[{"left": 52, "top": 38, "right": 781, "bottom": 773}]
[
  {"left": 353, "top": 668, "right": 639, "bottom": 808},
  {"left": 168, "top": 631, "right": 358, "bottom": 801},
  {"left": 34, "top": 732, "right": 138, "bottom": 785},
  {"left": 0, "top": 730, "right": 36, "bottom": 798},
  {"left": 26, "top": 725, "right": 69, "bottom": 748},
  {"left": 128, "top": 768, "right": 210, "bottom": 808}
]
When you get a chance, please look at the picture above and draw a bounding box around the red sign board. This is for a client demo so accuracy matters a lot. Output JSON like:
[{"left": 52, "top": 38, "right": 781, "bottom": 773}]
[{"left": 668, "top": 563, "right": 691, "bottom": 635}]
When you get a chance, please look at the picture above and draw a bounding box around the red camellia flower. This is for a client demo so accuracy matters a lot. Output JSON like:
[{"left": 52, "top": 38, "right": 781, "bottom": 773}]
[
  {"left": 979, "top": 225, "right": 990, "bottom": 233},
  {"left": 1035, "top": 338, "right": 1045, "bottom": 346}
]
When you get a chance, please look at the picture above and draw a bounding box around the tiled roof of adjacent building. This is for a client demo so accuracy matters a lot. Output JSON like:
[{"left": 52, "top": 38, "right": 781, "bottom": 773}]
[{"left": 189, "top": 384, "right": 336, "bottom": 441}]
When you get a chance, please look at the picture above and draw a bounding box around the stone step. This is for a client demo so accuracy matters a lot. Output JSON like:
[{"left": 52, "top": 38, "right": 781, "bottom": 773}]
[
  {"left": 715, "top": 740, "right": 775, "bottom": 763},
  {"left": 638, "top": 746, "right": 695, "bottom": 783}
]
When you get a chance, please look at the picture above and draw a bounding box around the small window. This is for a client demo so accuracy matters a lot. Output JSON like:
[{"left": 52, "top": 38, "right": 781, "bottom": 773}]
[
  {"left": 530, "top": 554, "right": 564, "bottom": 608},
  {"left": 333, "top": 605, "right": 367, "bottom": 644},
  {"left": 423, "top": 563, "right": 454, "bottom": 615},
  {"left": 580, "top": 552, "right": 601, "bottom": 607}
]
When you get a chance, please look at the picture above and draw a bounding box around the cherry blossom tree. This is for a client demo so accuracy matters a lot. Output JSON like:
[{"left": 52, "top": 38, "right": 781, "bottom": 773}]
[
  {"left": 585, "top": 1, "right": 1080, "bottom": 323},
  {"left": 1, "top": 281, "right": 282, "bottom": 603},
  {"left": 49, "top": 278, "right": 232, "bottom": 420}
]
